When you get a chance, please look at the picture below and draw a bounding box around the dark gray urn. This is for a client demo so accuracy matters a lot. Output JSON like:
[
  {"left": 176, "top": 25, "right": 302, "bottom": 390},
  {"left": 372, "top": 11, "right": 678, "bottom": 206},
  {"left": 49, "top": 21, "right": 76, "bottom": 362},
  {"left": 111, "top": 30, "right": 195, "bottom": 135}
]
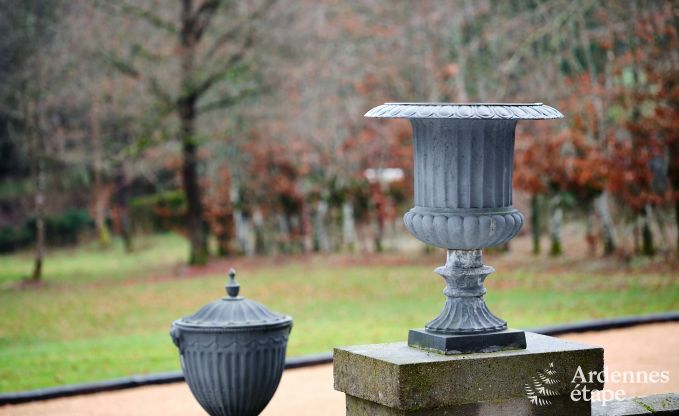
[
  {"left": 365, "top": 103, "right": 563, "bottom": 354},
  {"left": 170, "top": 269, "right": 292, "bottom": 416}
]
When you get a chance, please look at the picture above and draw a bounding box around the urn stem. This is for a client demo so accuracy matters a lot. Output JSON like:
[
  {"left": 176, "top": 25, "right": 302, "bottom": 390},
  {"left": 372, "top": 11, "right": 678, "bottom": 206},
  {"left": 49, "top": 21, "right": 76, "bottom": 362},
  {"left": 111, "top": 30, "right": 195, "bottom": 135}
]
[{"left": 425, "top": 249, "right": 507, "bottom": 334}]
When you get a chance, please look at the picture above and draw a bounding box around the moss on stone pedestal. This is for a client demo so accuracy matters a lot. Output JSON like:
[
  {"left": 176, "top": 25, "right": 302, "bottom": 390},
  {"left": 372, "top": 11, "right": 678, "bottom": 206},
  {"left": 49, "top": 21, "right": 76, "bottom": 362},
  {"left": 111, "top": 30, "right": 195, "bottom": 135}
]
[{"left": 334, "top": 333, "right": 603, "bottom": 415}]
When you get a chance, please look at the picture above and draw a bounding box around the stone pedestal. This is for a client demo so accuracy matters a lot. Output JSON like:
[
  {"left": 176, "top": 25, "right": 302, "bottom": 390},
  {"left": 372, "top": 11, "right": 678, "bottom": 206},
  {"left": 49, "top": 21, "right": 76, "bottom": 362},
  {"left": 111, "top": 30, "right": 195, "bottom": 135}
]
[{"left": 334, "top": 333, "right": 604, "bottom": 416}]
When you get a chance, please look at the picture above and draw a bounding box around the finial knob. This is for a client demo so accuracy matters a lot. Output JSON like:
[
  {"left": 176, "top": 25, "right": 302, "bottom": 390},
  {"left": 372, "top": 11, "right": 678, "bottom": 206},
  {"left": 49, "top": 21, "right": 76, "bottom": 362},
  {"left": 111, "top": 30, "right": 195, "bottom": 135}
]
[{"left": 225, "top": 268, "right": 240, "bottom": 298}]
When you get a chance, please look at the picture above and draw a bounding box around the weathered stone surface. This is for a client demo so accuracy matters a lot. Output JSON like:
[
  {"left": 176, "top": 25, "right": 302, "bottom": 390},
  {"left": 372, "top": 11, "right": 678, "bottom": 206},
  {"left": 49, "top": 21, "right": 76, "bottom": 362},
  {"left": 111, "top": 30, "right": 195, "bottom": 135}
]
[
  {"left": 346, "top": 394, "right": 590, "bottom": 416},
  {"left": 591, "top": 393, "right": 679, "bottom": 415},
  {"left": 334, "top": 332, "right": 603, "bottom": 414},
  {"left": 592, "top": 399, "right": 651, "bottom": 416},
  {"left": 636, "top": 392, "right": 679, "bottom": 414}
]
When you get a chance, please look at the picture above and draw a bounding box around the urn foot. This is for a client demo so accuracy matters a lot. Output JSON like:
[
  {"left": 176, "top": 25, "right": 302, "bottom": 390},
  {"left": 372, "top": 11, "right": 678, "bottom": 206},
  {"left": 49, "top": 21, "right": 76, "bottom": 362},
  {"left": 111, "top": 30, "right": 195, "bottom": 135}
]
[
  {"left": 408, "top": 249, "right": 526, "bottom": 353},
  {"left": 408, "top": 328, "right": 526, "bottom": 354}
]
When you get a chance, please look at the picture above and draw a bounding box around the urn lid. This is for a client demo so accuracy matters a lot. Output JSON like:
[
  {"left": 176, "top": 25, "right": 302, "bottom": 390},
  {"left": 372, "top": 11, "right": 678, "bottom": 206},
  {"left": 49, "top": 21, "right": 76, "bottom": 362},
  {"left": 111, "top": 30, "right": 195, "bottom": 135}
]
[
  {"left": 173, "top": 269, "right": 292, "bottom": 331},
  {"left": 365, "top": 102, "right": 563, "bottom": 120}
]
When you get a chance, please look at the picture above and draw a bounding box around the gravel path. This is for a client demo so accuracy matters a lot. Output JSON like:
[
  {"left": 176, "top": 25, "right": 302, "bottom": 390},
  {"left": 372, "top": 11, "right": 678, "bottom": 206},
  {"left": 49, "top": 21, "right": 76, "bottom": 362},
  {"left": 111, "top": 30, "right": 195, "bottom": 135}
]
[{"left": 2, "top": 322, "right": 677, "bottom": 416}]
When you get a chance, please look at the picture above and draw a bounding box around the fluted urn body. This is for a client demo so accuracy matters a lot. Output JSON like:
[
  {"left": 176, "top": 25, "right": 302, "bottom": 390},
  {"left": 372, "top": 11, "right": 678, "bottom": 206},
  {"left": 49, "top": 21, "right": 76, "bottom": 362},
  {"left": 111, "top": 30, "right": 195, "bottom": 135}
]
[
  {"left": 170, "top": 270, "right": 292, "bottom": 416},
  {"left": 365, "top": 103, "right": 563, "bottom": 353},
  {"left": 404, "top": 118, "right": 524, "bottom": 249}
]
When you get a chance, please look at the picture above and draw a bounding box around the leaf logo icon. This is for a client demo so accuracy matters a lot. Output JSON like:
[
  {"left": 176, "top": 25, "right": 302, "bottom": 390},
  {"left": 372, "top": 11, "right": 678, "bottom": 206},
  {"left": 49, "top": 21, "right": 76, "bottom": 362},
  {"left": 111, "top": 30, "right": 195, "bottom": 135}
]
[{"left": 525, "top": 362, "right": 560, "bottom": 406}]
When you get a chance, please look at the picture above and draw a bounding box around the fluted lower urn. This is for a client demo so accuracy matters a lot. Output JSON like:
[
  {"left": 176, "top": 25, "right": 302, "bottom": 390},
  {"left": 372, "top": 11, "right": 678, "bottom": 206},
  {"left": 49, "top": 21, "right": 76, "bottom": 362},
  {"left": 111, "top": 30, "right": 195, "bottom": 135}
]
[
  {"left": 170, "top": 269, "right": 292, "bottom": 416},
  {"left": 365, "top": 103, "right": 563, "bottom": 353}
]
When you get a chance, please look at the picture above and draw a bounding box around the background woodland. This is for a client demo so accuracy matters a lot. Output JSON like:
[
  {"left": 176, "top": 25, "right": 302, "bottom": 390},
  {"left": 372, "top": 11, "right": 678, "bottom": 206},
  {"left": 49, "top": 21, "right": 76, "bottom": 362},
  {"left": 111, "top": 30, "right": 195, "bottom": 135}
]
[{"left": 0, "top": 0, "right": 677, "bottom": 274}]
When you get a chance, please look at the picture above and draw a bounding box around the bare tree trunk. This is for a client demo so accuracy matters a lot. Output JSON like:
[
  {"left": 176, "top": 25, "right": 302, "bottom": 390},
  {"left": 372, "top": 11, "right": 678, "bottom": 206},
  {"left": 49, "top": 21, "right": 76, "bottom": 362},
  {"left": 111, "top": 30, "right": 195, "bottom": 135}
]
[
  {"left": 530, "top": 194, "right": 541, "bottom": 254},
  {"left": 208, "top": 195, "right": 234, "bottom": 257},
  {"left": 276, "top": 213, "right": 290, "bottom": 254},
  {"left": 371, "top": 183, "right": 386, "bottom": 253},
  {"left": 115, "top": 171, "right": 133, "bottom": 253},
  {"left": 230, "top": 183, "right": 248, "bottom": 255},
  {"left": 633, "top": 216, "right": 641, "bottom": 255},
  {"left": 675, "top": 199, "right": 679, "bottom": 257},
  {"left": 669, "top": 145, "right": 679, "bottom": 256},
  {"left": 300, "top": 198, "right": 312, "bottom": 253},
  {"left": 548, "top": 195, "right": 563, "bottom": 256},
  {"left": 181, "top": 129, "right": 208, "bottom": 264},
  {"left": 253, "top": 208, "right": 267, "bottom": 255},
  {"left": 585, "top": 205, "right": 598, "bottom": 256},
  {"left": 576, "top": 11, "right": 617, "bottom": 256},
  {"left": 595, "top": 192, "right": 616, "bottom": 255},
  {"left": 27, "top": 95, "right": 46, "bottom": 281},
  {"left": 374, "top": 211, "right": 385, "bottom": 253},
  {"left": 91, "top": 102, "right": 111, "bottom": 248},
  {"left": 313, "top": 200, "right": 330, "bottom": 252},
  {"left": 641, "top": 204, "right": 655, "bottom": 256},
  {"left": 342, "top": 201, "right": 355, "bottom": 252},
  {"left": 32, "top": 152, "right": 45, "bottom": 281},
  {"left": 179, "top": 0, "right": 208, "bottom": 265},
  {"left": 234, "top": 209, "right": 248, "bottom": 254},
  {"left": 218, "top": 175, "right": 237, "bottom": 256},
  {"left": 93, "top": 183, "right": 113, "bottom": 248}
]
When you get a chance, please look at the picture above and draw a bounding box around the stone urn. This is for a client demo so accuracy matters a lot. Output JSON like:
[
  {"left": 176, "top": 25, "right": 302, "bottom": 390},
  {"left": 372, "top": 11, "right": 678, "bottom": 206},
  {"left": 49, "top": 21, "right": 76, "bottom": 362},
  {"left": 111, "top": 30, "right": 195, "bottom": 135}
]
[
  {"left": 365, "top": 102, "right": 563, "bottom": 354},
  {"left": 170, "top": 269, "right": 293, "bottom": 416}
]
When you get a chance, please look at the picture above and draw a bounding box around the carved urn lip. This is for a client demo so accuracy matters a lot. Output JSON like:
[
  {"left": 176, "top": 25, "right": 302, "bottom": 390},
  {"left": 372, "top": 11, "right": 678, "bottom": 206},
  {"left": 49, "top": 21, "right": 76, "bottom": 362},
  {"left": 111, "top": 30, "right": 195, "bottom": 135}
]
[{"left": 365, "top": 102, "right": 564, "bottom": 120}]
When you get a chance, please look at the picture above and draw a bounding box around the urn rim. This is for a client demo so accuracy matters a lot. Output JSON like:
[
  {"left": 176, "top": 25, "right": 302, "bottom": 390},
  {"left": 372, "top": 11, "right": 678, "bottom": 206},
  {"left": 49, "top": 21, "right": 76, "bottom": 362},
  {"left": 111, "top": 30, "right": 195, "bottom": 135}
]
[
  {"left": 387, "top": 102, "right": 544, "bottom": 105},
  {"left": 364, "top": 102, "right": 564, "bottom": 120},
  {"left": 172, "top": 315, "right": 293, "bottom": 332}
]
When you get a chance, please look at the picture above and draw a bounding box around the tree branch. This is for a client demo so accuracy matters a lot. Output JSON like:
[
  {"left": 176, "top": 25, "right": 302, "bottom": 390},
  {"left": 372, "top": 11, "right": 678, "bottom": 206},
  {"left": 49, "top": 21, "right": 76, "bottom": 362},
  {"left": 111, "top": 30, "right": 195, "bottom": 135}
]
[
  {"left": 498, "top": 0, "right": 591, "bottom": 77},
  {"left": 99, "top": 52, "right": 140, "bottom": 78},
  {"left": 148, "top": 77, "right": 175, "bottom": 109},
  {"left": 190, "top": 37, "right": 252, "bottom": 100},
  {"left": 195, "top": 86, "right": 256, "bottom": 114},
  {"left": 202, "top": 2, "right": 267, "bottom": 63},
  {"left": 110, "top": 0, "right": 178, "bottom": 34},
  {"left": 98, "top": 52, "right": 174, "bottom": 108},
  {"left": 193, "top": 0, "right": 223, "bottom": 42}
]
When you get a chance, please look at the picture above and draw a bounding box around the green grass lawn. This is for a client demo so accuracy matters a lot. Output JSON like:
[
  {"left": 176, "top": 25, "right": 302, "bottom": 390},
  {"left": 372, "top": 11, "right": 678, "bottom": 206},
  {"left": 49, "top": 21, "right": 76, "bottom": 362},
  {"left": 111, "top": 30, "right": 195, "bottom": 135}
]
[{"left": 1, "top": 233, "right": 678, "bottom": 392}]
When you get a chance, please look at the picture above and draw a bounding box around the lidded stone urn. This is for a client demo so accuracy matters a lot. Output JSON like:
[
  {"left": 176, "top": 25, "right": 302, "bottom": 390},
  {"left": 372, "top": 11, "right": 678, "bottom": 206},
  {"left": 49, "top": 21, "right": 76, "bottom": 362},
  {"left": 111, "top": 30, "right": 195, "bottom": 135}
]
[
  {"left": 365, "top": 103, "right": 563, "bottom": 354},
  {"left": 170, "top": 269, "right": 292, "bottom": 416}
]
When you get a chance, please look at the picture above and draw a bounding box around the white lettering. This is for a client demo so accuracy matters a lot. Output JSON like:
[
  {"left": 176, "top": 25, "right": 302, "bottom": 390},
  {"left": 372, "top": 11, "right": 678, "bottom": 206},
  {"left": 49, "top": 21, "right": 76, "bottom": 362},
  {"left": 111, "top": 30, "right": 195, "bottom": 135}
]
[
  {"left": 596, "top": 368, "right": 606, "bottom": 384},
  {"left": 591, "top": 389, "right": 626, "bottom": 406},
  {"left": 648, "top": 371, "right": 660, "bottom": 384},
  {"left": 622, "top": 371, "right": 635, "bottom": 383},
  {"left": 660, "top": 371, "right": 670, "bottom": 383},
  {"left": 572, "top": 366, "right": 586, "bottom": 384},
  {"left": 636, "top": 371, "right": 648, "bottom": 384}
]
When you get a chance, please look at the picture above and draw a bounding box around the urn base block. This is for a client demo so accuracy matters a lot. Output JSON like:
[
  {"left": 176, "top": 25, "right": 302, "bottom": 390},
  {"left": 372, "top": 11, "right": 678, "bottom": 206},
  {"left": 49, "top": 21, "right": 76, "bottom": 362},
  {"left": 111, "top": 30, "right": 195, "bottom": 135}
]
[
  {"left": 408, "top": 327, "right": 526, "bottom": 354},
  {"left": 334, "top": 333, "right": 603, "bottom": 416}
]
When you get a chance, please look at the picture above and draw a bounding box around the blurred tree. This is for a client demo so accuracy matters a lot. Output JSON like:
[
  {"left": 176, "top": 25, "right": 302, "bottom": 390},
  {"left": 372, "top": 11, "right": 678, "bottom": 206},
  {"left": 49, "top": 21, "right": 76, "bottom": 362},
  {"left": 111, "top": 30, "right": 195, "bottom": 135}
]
[
  {"left": 636, "top": 2, "right": 679, "bottom": 255},
  {"left": 0, "top": 0, "right": 676, "bottom": 261},
  {"left": 654, "top": 75, "right": 679, "bottom": 255},
  {"left": 101, "top": 0, "right": 269, "bottom": 264},
  {"left": 514, "top": 126, "right": 551, "bottom": 255},
  {"left": 604, "top": 1, "right": 677, "bottom": 256},
  {"left": 0, "top": 0, "right": 71, "bottom": 280}
]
